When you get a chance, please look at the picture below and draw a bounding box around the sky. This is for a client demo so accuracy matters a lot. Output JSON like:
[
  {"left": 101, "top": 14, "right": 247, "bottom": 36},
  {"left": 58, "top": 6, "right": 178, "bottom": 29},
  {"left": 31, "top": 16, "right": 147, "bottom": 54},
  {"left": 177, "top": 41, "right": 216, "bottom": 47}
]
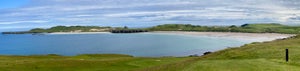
[
  {"left": 0, "top": 0, "right": 28, "bottom": 9},
  {"left": 1, "top": 0, "right": 300, "bottom": 30}
]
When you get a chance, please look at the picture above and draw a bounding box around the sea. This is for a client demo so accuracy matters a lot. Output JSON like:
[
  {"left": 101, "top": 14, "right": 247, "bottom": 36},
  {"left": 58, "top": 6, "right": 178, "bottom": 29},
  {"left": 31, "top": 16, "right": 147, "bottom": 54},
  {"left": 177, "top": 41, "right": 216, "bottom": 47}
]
[{"left": 0, "top": 31, "right": 251, "bottom": 57}]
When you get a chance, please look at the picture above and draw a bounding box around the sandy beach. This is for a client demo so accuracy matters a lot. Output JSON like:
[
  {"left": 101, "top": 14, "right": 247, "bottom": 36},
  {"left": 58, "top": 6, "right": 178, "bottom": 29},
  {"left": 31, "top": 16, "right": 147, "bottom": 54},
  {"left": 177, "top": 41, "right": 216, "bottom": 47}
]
[
  {"left": 46, "top": 31, "right": 296, "bottom": 42},
  {"left": 48, "top": 32, "right": 111, "bottom": 35},
  {"left": 152, "top": 31, "right": 296, "bottom": 42}
]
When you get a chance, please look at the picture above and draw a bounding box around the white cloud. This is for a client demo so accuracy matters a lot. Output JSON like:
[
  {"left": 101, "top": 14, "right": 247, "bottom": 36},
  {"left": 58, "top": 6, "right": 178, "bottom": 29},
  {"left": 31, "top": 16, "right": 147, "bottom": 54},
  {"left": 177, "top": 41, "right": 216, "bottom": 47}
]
[
  {"left": 0, "top": 20, "right": 48, "bottom": 25},
  {"left": 1, "top": 0, "right": 300, "bottom": 28}
]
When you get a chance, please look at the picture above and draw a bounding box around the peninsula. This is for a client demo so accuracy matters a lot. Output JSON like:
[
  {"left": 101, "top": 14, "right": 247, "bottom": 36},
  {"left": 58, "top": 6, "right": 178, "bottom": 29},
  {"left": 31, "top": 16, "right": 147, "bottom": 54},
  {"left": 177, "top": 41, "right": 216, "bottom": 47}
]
[{"left": 2, "top": 23, "right": 300, "bottom": 34}]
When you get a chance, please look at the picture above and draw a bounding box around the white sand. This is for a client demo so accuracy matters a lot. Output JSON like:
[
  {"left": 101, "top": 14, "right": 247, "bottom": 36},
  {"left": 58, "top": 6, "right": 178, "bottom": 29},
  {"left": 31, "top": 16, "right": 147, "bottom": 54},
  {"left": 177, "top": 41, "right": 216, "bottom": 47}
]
[
  {"left": 152, "top": 31, "right": 296, "bottom": 42},
  {"left": 48, "top": 32, "right": 111, "bottom": 35},
  {"left": 47, "top": 31, "right": 296, "bottom": 42}
]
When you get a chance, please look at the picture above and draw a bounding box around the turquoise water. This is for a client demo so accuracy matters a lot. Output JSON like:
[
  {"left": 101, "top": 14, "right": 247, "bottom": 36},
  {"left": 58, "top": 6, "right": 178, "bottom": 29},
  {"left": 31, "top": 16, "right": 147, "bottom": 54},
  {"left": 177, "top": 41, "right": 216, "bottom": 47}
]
[{"left": 0, "top": 33, "right": 249, "bottom": 57}]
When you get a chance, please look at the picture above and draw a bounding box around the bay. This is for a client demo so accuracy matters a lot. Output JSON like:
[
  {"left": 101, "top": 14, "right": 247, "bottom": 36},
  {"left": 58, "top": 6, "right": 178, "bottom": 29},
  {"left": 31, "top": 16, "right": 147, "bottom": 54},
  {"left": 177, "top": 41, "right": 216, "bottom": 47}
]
[{"left": 0, "top": 33, "right": 249, "bottom": 57}]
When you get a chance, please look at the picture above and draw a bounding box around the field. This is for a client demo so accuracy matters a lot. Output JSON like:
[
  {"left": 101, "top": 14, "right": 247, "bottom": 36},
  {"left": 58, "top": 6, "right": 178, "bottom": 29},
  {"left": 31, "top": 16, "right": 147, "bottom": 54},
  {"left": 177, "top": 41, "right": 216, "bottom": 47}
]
[{"left": 0, "top": 54, "right": 193, "bottom": 71}]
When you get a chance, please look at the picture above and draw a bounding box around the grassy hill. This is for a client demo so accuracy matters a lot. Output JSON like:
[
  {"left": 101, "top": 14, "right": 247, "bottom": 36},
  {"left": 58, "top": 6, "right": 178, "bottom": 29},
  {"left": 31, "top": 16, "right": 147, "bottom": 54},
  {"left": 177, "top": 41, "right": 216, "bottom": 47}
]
[
  {"left": 148, "top": 23, "right": 300, "bottom": 34},
  {"left": 29, "top": 26, "right": 112, "bottom": 33},
  {"left": 140, "top": 35, "right": 300, "bottom": 71},
  {"left": 239, "top": 23, "right": 300, "bottom": 34}
]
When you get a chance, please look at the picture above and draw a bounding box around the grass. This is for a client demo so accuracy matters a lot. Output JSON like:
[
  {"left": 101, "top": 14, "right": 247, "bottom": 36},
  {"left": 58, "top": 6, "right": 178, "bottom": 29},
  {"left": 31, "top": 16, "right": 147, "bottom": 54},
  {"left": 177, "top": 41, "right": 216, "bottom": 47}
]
[
  {"left": 0, "top": 54, "right": 193, "bottom": 71},
  {"left": 182, "top": 59, "right": 300, "bottom": 71},
  {"left": 140, "top": 35, "right": 300, "bottom": 71}
]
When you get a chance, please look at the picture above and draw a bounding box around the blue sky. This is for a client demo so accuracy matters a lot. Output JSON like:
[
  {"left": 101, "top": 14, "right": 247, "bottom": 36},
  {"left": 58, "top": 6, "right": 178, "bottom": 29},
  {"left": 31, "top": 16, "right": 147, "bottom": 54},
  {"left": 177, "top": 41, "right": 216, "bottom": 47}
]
[
  {"left": 0, "top": 0, "right": 28, "bottom": 9},
  {"left": 0, "top": 0, "right": 300, "bottom": 30}
]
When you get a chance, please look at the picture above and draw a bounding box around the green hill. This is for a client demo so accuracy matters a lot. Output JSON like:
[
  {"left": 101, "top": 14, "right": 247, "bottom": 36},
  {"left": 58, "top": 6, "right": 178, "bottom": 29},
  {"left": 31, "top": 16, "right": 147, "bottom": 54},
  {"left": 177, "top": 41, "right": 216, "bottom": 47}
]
[
  {"left": 244, "top": 23, "right": 284, "bottom": 27},
  {"left": 29, "top": 26, "right": 112, "bottom": 33},
  {"left": 148, "top": 23, "right": 300, "bottom": 34}
]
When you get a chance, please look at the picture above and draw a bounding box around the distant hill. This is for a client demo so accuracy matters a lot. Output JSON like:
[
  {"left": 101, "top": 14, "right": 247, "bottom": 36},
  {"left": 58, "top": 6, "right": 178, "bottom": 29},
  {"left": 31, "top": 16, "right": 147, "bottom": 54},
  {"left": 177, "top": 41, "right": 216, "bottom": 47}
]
[
  {"left": 148, "top": 23, "right": 300, "bottom": 34},
  {"left": 4, "top": 23, "right": 300, "bottom": 34},
  {"left": 29, "top": 26, "right": 112, "bottom": 33}
]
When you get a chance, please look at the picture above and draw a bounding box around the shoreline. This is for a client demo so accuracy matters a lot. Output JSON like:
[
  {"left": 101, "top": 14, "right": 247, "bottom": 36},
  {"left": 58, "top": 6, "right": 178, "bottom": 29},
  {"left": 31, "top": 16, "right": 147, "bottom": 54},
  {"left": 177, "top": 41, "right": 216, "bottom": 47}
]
[
  {"left": 46, "top": 31, "right": 296, "bottom": 42},
  {"left": 151, "top": 31, "right": 296, "bottom": 42},
  {"left": 47, "top": 32, "right": 111, "bottom": 34}
]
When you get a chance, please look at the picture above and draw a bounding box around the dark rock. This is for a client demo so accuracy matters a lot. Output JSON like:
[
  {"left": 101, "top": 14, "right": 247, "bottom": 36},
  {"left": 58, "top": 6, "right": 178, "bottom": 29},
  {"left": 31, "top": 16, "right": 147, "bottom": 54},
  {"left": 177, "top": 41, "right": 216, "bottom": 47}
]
[
  {"left": 189, "top": 54, "right": 199, "bottom": 57},
  {"left": 203, "top": 51, "right": 212, "bottom": 55}
]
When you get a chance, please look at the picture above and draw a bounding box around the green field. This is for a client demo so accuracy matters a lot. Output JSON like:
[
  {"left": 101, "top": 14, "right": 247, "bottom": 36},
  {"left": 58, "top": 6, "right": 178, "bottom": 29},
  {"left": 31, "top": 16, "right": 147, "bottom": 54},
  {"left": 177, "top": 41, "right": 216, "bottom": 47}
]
[{"left": 0, "top": 54, "right": 193, "bottom": 71}]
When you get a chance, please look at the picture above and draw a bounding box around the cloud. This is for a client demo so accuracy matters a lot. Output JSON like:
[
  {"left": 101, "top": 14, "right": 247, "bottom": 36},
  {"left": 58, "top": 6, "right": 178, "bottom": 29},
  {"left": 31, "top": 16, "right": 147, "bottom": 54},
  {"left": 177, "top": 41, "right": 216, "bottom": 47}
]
[
  {"left": 1, "top": 0, "right": 300, "bottom": 29},
  {"left": 0, "top": 20, "right": 48, "bottom": 25}
]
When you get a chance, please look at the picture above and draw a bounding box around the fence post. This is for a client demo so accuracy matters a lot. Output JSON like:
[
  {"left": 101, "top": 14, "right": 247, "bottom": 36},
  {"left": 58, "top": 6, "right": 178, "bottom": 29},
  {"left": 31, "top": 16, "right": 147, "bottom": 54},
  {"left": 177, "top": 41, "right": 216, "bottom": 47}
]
[{"left": 286, "top": 48, "right": 289, "bottom": 62}]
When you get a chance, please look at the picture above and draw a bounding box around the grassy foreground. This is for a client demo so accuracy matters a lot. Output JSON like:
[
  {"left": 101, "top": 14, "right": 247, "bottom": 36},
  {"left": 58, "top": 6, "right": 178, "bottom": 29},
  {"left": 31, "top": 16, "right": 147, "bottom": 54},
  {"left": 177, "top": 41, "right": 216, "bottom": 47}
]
[
  {"left": 141, "top": 35, "right": 300, "bottom": 71},
  {"left": 0, "top": 54, "right": 193, "bottom": 71}
]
